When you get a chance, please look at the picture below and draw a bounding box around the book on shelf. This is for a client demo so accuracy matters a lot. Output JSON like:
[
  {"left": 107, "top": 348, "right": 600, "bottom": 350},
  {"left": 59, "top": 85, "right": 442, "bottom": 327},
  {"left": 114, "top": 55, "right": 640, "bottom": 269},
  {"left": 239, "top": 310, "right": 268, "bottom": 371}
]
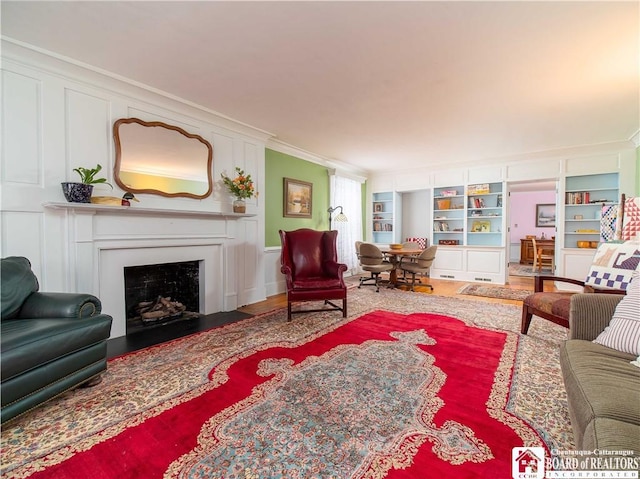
[
  {"left": 566, "top": 191, "right": 591, "bottom": 205},
  {"left": 469, "top": 197, "right": 486, "bottom": 208}
]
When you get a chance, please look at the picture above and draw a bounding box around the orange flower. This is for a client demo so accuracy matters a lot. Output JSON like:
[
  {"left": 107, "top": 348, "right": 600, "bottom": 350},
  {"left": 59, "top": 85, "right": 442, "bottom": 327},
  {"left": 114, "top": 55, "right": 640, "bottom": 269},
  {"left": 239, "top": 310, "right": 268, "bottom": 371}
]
[{"left": 221, "top": 167, "right": 256, "bottom": 199}]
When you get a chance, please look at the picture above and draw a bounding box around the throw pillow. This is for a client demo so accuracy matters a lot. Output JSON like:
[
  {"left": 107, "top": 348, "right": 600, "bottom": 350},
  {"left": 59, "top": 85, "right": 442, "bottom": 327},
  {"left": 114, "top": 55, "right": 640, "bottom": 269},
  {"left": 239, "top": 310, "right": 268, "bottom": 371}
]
[
  {"left": 585, "top": 240, "right": 639, "bottom": 291},
  {"left": 593, "top": 271, "right": 640, "bottom": 355}
]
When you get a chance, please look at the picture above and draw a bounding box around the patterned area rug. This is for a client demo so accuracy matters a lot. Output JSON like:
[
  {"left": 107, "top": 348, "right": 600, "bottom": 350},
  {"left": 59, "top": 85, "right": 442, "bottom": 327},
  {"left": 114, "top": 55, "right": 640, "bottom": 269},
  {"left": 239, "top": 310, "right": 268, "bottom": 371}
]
[
  {"left": 457, "top": 284, "right": 532, "bottom": 301},
  {"left": 509, "top": 263, "right": 552, "bottom": 277},
  {"left": 0, "top": 288, "right": 571, "bottom": 479}
]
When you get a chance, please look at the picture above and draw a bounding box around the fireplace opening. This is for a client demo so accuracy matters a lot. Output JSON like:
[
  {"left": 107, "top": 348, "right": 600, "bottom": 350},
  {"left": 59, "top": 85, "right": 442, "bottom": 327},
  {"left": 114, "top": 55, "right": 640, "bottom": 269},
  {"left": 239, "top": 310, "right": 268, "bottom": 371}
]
[{"left": 124, "top": 260, "right": 202, "bottom": 334}]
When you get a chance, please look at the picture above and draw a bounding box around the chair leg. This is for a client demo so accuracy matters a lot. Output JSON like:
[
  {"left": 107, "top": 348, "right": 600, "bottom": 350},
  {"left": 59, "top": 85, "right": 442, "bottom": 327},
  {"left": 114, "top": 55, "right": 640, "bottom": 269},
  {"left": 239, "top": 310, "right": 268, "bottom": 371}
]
[
  {"left": 342, "top": 298, "right": 347, "bottom": 317},
  {"left": 79, "top": 375, "right": 103, "bottom": 388},
  {"left": 521, "top": 306, "right": 533, "bottom": 334},
  {"left": 359, "top": 272, "right": 382, "bottom": 291},
  {"left": 287, "top": 302, "right": 292, "bottom": 322},
  {"left": 409, "top": 272, "right": 416, "bottom": 291}
]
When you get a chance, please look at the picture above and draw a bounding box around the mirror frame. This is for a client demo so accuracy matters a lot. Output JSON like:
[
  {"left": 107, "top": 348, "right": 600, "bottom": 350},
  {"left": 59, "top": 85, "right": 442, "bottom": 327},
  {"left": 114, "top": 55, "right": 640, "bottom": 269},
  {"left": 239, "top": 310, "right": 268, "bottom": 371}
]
[{"left": 113, "top": 117, "right": 214, "bottom": 199}]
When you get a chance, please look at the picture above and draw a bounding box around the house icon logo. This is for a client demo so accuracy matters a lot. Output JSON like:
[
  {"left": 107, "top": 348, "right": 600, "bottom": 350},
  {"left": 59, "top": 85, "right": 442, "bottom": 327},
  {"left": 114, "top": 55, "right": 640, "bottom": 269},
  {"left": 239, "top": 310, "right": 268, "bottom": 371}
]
[{"left": 512, "top": 447, "right": 545, "bottom": 479}]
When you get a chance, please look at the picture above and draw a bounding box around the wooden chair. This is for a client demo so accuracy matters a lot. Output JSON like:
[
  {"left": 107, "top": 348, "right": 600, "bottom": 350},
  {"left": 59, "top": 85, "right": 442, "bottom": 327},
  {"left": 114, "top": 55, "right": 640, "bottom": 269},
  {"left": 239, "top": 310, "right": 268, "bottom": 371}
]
[
  {"left": 279, "top": 229, "right": 348, "bottom": 321},
  {"left": 531, "top": 237, "right": 554, "bottom": 273},
  {"left": 521, "top": 275, "right": 626, "bottom": 334}
]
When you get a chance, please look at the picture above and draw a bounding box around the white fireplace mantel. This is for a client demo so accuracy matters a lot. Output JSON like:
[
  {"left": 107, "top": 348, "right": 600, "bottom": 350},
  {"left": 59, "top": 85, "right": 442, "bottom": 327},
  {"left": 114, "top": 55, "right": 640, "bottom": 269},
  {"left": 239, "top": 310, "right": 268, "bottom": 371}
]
[
  {"left": 43, "top": 201, "right": 253, "bottom": 338},
  {"left": 43, "top": 202, "right": 256, "bottom": 218}
]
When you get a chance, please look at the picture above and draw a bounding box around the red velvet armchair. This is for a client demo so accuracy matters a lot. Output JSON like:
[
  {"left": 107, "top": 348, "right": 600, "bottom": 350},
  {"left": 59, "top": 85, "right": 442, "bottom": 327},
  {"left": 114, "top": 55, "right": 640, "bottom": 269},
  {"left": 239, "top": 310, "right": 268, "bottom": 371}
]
[{"left": 279, "top": 229, "right": 348, "bottom": 321}]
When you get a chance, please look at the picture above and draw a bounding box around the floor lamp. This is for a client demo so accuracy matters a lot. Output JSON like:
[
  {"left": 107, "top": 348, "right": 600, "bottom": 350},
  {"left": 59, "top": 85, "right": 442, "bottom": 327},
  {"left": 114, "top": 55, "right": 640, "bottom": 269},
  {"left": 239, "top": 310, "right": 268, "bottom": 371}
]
[{"left": 327, "top": 206, "right": 348, "bottom": 230}]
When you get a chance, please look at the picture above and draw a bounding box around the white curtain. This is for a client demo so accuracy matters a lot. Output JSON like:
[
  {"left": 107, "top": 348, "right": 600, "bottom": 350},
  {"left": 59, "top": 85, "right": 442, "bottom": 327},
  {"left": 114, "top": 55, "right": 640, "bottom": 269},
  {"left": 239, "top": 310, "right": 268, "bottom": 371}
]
[{"left": 330, "top": 173, "right": 363, "bottom": 275}]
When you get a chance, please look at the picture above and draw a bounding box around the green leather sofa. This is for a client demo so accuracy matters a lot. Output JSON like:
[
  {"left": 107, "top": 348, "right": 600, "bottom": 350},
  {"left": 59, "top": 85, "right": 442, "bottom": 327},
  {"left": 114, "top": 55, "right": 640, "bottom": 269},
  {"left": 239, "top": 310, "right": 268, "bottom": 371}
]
[{"left": 1, "top": 256, "right": 113, "bottom": 424}]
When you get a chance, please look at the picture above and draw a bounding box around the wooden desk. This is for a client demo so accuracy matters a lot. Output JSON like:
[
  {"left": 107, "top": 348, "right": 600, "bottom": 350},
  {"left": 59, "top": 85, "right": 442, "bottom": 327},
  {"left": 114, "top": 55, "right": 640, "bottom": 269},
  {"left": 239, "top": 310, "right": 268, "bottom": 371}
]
[
  {"left": 520, "top": 238, "right": 554, "bottom": 265},
  {"left": 380, "top": 248, "right": 421, "bottom": 285}
]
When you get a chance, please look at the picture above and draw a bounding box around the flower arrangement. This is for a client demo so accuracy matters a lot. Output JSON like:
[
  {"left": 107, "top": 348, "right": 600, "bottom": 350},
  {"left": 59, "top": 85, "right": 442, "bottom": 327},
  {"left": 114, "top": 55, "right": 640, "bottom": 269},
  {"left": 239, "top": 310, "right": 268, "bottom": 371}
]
[{"left": 221, "top": 167, "right": 256, "bottom": 199}]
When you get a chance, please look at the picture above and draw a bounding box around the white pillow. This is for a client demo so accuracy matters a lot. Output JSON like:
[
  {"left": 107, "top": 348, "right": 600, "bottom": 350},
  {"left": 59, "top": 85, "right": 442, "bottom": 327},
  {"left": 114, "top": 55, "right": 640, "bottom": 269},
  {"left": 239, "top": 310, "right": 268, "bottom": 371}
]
[{"left": 593, "top": 271, "right": 640, "bottom": 355}]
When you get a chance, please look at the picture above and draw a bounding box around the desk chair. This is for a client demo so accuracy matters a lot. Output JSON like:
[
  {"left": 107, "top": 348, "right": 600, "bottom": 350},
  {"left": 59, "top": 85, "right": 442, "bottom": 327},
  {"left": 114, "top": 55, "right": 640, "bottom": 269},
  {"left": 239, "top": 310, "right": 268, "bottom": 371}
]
[
  {"left": 399, "top": 245, "right": 437, "bottom": 292},
  {"left": 358, "top": 243, "right": 393, "bottom": 292}
]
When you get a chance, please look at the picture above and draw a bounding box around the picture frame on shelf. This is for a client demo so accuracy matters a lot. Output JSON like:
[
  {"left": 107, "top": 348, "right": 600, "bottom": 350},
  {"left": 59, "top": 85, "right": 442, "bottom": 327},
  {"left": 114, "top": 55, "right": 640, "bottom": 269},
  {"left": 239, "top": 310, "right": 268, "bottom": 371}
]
[
  {"left": 536, "top": 203, "right": 556, "bottom": 227},
  {"left": 283, "top": 178, "right": 312, "bottom": 218},
  {"left": 471, "top": 220, "right": 491, "bottom": 232},
  {"left": 374, "top": 202, "right": 383, "bottom": 212}
]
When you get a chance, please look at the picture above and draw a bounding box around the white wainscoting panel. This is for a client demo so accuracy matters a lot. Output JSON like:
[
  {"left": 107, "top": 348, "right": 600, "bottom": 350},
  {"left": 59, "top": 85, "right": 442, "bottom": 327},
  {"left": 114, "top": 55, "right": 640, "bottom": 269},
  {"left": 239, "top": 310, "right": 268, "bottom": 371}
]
[{"left": 2, "top": 70, "right": 41, "bottom": 185}]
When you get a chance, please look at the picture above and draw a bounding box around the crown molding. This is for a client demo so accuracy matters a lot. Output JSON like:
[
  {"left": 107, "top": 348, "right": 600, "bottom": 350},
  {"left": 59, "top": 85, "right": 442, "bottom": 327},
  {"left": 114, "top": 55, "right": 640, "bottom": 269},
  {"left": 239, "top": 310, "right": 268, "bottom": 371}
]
[{"left": 266, "top": 138, "right": 368, "bottom": 180}]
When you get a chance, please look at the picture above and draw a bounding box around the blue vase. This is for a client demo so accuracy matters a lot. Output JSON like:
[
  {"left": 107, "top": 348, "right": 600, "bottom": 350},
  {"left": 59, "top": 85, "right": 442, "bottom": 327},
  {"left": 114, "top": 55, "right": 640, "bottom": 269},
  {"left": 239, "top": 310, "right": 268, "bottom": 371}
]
[{"left": 61, "top": 182, "right": 93, "bottom": 203}]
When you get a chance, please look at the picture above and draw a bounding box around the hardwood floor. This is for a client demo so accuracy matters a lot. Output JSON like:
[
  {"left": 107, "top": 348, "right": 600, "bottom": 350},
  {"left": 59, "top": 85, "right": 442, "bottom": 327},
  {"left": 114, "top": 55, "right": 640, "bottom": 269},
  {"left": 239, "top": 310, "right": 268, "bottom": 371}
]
[
  {"left": 238, "top": 269, "right": 554, "bottom": 315},
  {"left": 108, "top": 267, "right": 554, "bottom": 357}
]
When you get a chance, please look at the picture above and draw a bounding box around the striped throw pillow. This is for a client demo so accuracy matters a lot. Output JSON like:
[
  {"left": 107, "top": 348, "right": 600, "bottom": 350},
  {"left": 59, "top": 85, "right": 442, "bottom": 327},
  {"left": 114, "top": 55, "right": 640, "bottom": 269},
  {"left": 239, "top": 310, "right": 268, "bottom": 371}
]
[{"left": 593, "top": 271, "right": 640, "bottom": 355}]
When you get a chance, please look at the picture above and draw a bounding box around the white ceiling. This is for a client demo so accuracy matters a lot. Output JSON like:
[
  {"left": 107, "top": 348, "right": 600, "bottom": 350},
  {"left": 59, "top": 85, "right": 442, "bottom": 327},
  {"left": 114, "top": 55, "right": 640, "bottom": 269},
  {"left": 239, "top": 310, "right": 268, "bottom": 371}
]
[{"left": 2, "top": 1, "right": 638, "bottom": 174}]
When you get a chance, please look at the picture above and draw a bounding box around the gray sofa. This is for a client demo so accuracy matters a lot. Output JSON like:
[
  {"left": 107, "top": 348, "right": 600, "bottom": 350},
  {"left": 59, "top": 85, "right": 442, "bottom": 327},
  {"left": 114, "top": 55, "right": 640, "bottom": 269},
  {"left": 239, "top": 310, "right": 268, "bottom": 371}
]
[{"left": 559, "top": 293, "right": 640, "bottom": 453}]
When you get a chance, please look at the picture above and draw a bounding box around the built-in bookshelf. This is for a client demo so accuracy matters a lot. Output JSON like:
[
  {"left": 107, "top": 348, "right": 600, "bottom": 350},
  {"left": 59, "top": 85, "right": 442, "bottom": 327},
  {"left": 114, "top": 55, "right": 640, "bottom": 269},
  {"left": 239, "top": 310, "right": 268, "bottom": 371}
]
[
  {"left": 372, "top": 192, "right": 401, "bottom": 244},
  {"left": 432, "top": 183, "right": 504, "bottom": 247},
  {"left": 466, "top": 182, "right": 503, "bottom": 247},
  {"left": 564, "top": 173, "right": 619, "bottom": 248},
  {"left": 433, "top": 186, "right": 465, "bottom": 246}
]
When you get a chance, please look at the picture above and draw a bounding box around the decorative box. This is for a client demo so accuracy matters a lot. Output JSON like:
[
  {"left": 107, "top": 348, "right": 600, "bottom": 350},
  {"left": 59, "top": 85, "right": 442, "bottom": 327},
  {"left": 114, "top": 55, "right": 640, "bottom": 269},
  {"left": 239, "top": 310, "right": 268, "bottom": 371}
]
[
  {"left": 438, "top": 239, "right": 460, "bottom": 245},
  {"left": 467, "top": 183, "right": 490, "bottom": 195}
]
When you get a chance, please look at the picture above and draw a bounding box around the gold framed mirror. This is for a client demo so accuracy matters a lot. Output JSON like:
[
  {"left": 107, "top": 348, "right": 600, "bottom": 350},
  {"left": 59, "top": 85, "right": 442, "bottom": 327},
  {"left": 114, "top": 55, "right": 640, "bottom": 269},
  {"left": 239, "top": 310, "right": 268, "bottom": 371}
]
[{"left": 113, "top": 118, "right": 213, "bottom": 199}]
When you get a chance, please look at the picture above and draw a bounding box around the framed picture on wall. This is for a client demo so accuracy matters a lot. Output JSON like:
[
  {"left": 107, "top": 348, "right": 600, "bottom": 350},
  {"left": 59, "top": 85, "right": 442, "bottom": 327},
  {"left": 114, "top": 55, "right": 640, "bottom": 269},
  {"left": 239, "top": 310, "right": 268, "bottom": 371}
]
[
  {"left": 283, "top": 178, "right": 312, "bottom": 218},
  {"left": 536, "top": 203, "right": 556, "bottom": 227}
]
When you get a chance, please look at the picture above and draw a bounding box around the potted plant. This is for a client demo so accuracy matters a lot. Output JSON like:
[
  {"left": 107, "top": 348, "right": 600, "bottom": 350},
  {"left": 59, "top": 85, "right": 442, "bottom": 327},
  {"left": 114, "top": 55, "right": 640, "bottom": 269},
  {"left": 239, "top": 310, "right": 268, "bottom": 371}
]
[
  {"left": 220, "top": 167, "right": 256, "bottom": 213},
  {"left": 61, "top": 164, "right": 113, "bottom": 203}
]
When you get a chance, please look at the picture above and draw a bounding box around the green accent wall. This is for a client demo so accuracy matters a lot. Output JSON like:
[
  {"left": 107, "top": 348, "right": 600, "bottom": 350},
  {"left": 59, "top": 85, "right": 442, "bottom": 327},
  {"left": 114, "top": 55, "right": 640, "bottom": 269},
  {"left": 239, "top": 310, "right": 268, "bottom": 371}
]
[{"left": 265, "top": 149, "right": 330, "bottom": 247}]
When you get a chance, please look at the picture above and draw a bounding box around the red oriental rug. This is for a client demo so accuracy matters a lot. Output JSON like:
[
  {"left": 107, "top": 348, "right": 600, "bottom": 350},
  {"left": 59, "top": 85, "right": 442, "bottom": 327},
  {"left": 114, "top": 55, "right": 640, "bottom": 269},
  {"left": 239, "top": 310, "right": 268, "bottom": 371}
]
[{"left": 3, "top": 310, "right": 547, "bottom": 478}]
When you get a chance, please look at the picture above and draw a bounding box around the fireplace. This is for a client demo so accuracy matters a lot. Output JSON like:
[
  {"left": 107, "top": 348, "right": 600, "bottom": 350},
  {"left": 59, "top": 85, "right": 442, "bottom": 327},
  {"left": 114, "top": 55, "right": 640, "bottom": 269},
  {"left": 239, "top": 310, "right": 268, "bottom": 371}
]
[
  {"left": 98, "top": 242, "right": 224, "bottom": 338},
  {"left": 124, "top": 260, "right": 202, "bottom": 334}
]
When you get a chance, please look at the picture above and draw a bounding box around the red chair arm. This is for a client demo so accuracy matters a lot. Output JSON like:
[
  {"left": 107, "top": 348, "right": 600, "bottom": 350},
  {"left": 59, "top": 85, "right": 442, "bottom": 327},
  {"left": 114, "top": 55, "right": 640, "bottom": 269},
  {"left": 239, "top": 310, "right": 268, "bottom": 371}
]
[
  {"left": 280, "top": 264, "right": 294, "bottom": 288},
  {"left": 323, "top": 260, "right": 348, "bottom": 278}
]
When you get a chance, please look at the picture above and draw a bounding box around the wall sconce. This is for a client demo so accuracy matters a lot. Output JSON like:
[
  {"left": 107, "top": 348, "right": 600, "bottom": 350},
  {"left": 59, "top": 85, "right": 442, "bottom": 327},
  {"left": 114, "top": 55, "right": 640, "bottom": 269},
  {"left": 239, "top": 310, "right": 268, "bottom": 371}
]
[{"left": 328, "top": 205, "right": 348, "bottom": 230}]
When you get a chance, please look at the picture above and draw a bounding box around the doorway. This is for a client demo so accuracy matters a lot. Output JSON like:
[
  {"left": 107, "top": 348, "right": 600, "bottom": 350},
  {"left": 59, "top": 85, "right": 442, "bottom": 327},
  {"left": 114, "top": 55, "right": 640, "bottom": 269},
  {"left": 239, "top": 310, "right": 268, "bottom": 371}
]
[{"left": 506, "top": 179, "right": 558, "bottom": 281}]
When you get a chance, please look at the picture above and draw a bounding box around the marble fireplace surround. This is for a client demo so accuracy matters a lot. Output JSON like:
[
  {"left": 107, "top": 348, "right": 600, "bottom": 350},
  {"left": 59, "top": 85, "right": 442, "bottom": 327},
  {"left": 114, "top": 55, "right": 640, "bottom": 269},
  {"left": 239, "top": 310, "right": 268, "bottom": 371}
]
[{"left": 44, "top": 202, "right": 251, "bottom": 338}]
